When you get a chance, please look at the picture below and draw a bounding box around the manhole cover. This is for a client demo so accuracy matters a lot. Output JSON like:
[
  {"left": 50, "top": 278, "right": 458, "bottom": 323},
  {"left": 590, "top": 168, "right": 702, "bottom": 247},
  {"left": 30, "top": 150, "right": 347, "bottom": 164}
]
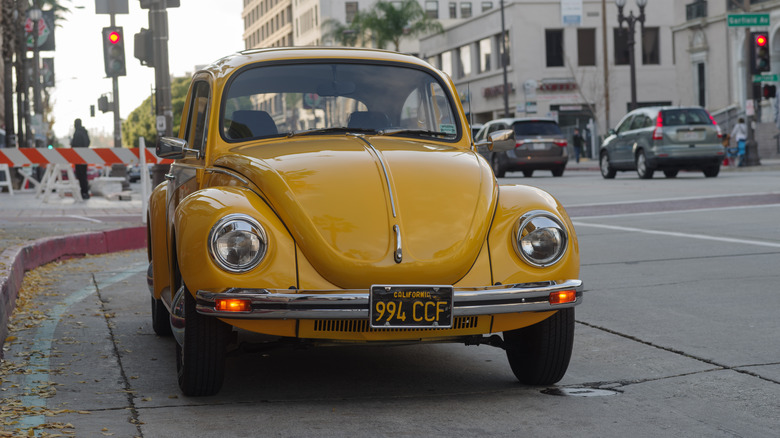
[{"left": 541, "top": 387, "right": 620, "bottom": 397}]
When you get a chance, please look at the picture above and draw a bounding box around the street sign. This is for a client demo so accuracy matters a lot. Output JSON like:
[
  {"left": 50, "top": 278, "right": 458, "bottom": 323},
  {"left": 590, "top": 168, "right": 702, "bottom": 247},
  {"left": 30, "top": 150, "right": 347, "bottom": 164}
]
[
  {"left": 753, "top": 73, "right": 778, "bottom": 82},
  {"left": 728, "top": 14, "right": 769, "bottom": 27}
]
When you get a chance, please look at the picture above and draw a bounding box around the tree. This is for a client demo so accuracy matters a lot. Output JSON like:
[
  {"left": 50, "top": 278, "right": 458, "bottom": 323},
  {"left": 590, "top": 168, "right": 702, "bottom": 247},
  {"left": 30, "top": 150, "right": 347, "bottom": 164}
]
[
  {"left": 122, "top": 76, "right": 189, "bottom": 147},
  {"left": 360, "top": 0, "right": 443, "bottom": 52},
  {"left": 322, "top": 15, "right": 368, "bottom": 47}
]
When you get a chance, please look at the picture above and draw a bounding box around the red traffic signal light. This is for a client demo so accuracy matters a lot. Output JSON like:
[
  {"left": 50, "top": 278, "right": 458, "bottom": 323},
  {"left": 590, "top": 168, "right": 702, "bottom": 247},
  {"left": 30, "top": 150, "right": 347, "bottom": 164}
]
[
  {"left": 756, "top": 33, "right": 768, "bottom": 47},
  {"left": 751, "top": 31, "right": 771, "bottom": 74},
  {"left": 108, "top": 31, "right": 121, "bottom": 45}
]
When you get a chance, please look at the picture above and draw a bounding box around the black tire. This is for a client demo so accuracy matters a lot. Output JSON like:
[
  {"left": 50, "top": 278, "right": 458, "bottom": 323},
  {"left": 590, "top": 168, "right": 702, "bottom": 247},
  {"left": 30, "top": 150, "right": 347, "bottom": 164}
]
[
  {"left": 599, "top": 152, "right": 616, "bottom": 179},
  {"left": 151, "top": 296, "right": 172, "bottom": 336},
  {"left": 635, "top": 150, "right": 654, "bottom": 179},
  {"left": 703, "top": 165, "right": 720, "bottom": 178},
  {"left": 176, "top": 286, "right": 230, "bottom": 396},
  {"left": 504, "top": 308, "right": 574, "bottom": 385},
  {"left": 663, "top": 169, "right": 679, "bottom": 178},
  {"left": 522, "top": 170, "right": 534, "bottom": 178},
  {"left": 491, "top": 153, "right": 505, "bottom": 178},
  {"left": 551, "top": 167, "right": 564, "bottom": 177}
]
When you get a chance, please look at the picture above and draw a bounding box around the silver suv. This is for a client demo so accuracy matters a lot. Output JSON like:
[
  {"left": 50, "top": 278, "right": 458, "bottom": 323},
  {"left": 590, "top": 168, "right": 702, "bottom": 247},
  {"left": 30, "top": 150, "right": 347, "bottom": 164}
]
[
  {"left": 475, "top": 118, "right": 568, "bottom": 177},
  {"left": 599, "top": 106, "right": 724, "bottom": 179}
]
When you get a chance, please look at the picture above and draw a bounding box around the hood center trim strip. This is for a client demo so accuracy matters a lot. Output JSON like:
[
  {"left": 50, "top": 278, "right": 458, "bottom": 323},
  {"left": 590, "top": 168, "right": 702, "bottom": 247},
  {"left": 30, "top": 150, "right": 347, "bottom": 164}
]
[{"left": 351, "top": 134, "right": 397, "bottom": 218}]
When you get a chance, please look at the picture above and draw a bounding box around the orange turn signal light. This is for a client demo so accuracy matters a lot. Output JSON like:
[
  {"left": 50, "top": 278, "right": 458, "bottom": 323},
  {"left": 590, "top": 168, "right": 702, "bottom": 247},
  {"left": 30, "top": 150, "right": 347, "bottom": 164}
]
[
  {"left": 549, "top": 290, "right": 577, "bottom": 305},
  {"left": 215, "top": 298, "right": 252, "bottom": 312}
]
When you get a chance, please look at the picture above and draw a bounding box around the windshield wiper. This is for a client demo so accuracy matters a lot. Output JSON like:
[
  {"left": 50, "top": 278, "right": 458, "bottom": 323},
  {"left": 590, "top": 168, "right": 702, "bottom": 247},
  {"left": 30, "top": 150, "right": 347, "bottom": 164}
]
[
  {"left": 287, "top": 127, "right": 377, "bottom": 137},
  {"left": 380, "top": 128, "right": 454, "bottom": 138}
]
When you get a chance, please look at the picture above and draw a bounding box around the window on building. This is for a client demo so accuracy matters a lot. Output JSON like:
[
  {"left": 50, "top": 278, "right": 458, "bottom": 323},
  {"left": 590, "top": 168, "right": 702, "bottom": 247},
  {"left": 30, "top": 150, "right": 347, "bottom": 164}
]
[
  {"left": 441, "top": 50, "right": 453, "bottom": 77},
  {"left": 481, "top": 1, "right": 493, "bottom": 12},
  {"left": 697, "top": 63, "right": 706, "bottom": 107},
  {"left": 449, "top": 2, "right": 457, "bottom": 18},
  {"left": 461, "top": 2, "right": 472, "bottom": 18},
  {"left": 478, "top": 37, "right": 492, "bottom": 73},
  {"left": 614, "top": 28, "right": 630, "bottom": 65},
  {"left": 459, "top": 45, "right": 472, "bottom": 78},
  {"left": 345, "top": 2, "right": 358, "bottom": 23},
  {"left": 577, "top": 28, "right": 596, "bottom": 66},
  {"left": 642, "top": 27, "right": 660, "bottom": 65},
  {"left": 426, "top": 1, "right": 439, "bottom": 19},
  {"left": 545, "top": 29, "right": 564, "bottom": 67},
  {"left": 498, "top": 31, "right": 510, "bottom": 67}
]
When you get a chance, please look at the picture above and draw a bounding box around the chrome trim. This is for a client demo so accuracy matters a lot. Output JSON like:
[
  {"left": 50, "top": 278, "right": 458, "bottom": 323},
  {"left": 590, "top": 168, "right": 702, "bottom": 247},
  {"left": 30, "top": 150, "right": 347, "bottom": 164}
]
[
  {"left": 206, "top": 167, "right": 249, "bottom": 185},
  {"left": 171, "top": 285, "right": 187, "bottom": 346},
  {"left": 196, "top": 279, "right": 583, "bottom": 319},
  {"left": 352, "top": 135, "right": 397, "bottom": 218},
  {"left": 393, "top": 224, "right": 402, "bottom": 263}
]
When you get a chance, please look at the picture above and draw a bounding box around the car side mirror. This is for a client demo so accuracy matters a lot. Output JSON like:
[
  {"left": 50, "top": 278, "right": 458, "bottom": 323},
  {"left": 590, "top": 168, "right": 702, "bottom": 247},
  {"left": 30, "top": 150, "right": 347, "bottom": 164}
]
[
  {"left": 157, "top": 137, "right": 201, "bottom": 160},
  {"left": 608, "top": 129, "right": 616, "bottom": 136},
  {"left": 486, "top": 129, "right": 515, "bottom": 152}
]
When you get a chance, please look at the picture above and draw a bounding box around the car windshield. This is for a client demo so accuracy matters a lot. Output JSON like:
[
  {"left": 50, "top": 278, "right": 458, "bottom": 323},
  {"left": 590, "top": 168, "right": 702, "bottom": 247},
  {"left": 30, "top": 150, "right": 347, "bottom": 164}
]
[
  {"left": 661, "top": 108, "right": 712, "bottom": 126},
  {"left": 512, "top": 121, "right": 562, "bottom": 136},
  {"left": 221, "top": 62, "right": 459, "bottom": 141}
]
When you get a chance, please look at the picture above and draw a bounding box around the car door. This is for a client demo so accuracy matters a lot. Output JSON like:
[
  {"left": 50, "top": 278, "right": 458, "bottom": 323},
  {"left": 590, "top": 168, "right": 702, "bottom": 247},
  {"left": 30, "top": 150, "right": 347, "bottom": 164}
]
[
  {"left": 610, "top": 115, "right": 637, "bottom": 165},
  {"left": 166, "top": 77, "right": 211, "bottom": 279}
]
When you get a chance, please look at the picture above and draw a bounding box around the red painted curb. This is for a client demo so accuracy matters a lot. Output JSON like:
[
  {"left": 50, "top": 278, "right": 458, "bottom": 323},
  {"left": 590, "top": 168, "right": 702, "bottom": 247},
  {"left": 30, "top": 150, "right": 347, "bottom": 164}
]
[{"left": 0, "top": 226, "right": 146, "bottom": 356}]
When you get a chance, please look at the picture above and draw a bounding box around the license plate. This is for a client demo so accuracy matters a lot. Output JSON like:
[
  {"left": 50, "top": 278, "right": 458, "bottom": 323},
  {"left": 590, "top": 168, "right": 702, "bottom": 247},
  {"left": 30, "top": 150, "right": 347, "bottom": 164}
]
[
  {"left": 370, "top": 285, "right": 453, "bottom": 328},
  {"left": 533, "top": 143, "right": 547, "bottom": 150},
  {"left": 678, "top": 130, "right": 705, "bottom": 141}
]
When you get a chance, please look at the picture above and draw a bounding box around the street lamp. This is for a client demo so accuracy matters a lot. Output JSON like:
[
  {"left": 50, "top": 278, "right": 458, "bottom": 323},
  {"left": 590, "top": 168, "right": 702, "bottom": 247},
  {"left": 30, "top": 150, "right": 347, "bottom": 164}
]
[
  {"left": 28, "top": 6, "right": 44, "bottom": 147},
  {"left": 616, "top": 0, "right": 646, "bottom": 111}
]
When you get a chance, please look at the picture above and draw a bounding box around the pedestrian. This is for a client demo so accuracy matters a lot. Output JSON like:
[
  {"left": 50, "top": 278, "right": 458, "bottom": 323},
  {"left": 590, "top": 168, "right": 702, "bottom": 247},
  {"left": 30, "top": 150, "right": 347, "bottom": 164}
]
[
  {"left": 730, "top": 117, "right": 747, "bottom": 167},
  {"left": 70, "top": 118, "right": 91, "bottom": 199},
  {"left": 572, "top": 128, "right": 584, "bottom": 163}
]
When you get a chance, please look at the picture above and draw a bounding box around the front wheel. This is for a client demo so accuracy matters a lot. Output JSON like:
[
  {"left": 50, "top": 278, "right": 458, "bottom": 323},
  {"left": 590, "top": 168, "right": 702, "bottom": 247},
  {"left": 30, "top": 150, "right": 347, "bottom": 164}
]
[
  {"left": 491, "top": 153, "right": 506, "bottom": 178},
  {"left": 600, "top": 152, "right": 616, "bottom": 179},
  {"left": 703, "top": 165, "right": 720, "bottom": 177},
  {"left": 176, "top": 286, "right": 231, "bottom": 396},
  {"left": 504, "top": 308, "right": 574, "bottom": 385}
]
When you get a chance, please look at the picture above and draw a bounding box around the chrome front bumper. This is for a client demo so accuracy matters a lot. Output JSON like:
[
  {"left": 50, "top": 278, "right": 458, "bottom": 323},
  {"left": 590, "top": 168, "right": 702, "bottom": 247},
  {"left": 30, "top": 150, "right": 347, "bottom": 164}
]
[{"left": 196, "top": 280, "right": 583, "bottom": 319}]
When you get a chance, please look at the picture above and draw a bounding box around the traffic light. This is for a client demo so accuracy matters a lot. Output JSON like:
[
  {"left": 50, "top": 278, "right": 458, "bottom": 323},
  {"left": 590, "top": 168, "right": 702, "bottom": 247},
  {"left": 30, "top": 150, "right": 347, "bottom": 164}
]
[
  {"left": 134, "top": 28, "right": 154, "bottom": 67},
  {"left": 751, "top": 31, "right": 770, "bottom": 74},
  {"left": 762, "top": 84, "right": 777, "bottom": 99},
  {"left": 102, "top": 26, "right": 126, "bottom": 77},
  {"left": 98, "top": 95, "right": 110, "bottom": 113}
]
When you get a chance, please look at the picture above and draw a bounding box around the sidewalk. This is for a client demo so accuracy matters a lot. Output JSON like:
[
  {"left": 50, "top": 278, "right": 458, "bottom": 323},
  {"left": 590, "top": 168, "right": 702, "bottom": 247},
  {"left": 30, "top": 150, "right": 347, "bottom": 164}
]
[{"left": 0, "top": 188, "right": 147, "bottom": 353}]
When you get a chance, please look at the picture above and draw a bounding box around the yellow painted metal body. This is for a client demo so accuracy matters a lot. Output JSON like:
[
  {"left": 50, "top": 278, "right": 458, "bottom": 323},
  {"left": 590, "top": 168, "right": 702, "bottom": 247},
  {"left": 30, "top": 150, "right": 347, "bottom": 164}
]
[{"left": 147, "top": 47, "right": 579, "bottom": 342}]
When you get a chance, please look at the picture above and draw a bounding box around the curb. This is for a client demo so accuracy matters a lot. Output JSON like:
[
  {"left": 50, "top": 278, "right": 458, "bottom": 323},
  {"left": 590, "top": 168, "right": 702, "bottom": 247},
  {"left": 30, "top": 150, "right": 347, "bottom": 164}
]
[{"left": 0, "top": 226, "right": 147, "bottom": 356}]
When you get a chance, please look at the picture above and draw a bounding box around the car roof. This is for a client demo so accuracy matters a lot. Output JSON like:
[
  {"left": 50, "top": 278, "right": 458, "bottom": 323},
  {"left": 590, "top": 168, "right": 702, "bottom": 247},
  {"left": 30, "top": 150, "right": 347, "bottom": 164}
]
[{"left": 486, "top": 117, "right": 558, "bottom": 125}]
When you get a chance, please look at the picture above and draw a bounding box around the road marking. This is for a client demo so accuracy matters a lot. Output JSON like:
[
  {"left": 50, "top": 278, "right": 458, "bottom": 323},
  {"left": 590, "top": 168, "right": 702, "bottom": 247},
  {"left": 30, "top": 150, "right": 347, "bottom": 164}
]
[
  {"left": 573, "top": 221, "right": 780, "bottom": 248},
  {"left": 19, "top": 264, "right": 145, "bottom": 430},
  {"left": 566, "top": 192, "right": 780, "bottom": 208},
  {"left": 64, "top": 214, "right": 104, "bottom": 223},
  {"left": 573, "top": 203, "right": 780, "bottom": 219}
]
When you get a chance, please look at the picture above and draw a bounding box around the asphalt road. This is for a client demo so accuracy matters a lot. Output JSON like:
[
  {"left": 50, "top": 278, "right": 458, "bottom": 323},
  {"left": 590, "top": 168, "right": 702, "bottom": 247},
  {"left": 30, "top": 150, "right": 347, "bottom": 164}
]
[{"left": 2, "top": 168, "right": 779, "bottom": 437}]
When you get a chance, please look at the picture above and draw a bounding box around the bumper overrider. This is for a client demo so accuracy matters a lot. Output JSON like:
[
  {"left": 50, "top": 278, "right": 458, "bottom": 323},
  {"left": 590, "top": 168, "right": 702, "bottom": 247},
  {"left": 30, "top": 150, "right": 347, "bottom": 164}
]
[{"left": 195, "top": 280, "right": 583, "bottom": 319}]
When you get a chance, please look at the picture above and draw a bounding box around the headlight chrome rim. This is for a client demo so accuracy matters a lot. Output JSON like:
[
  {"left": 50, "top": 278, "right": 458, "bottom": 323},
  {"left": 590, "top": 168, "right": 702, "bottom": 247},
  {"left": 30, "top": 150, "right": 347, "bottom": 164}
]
[
  {"left": 208, "top": 214, "right": 268, "bottom": 273},
  {"left": 512, "top": 211, "right": 568, "bottom": 268}
]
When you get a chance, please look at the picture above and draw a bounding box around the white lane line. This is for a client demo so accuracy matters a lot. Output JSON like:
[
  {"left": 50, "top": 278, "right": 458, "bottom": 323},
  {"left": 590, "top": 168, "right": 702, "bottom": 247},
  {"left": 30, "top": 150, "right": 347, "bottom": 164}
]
[
  {"left": 65, "top": 214, "right": 104, "bottom": 223},
  {"left": 19, "top": 263, "right": 146, "bottom": 430},
  {"left": 573, "top": 221, "right": 780, "bottom": 249},
  {"left": 574, "top": 203, "right": 780, "bottom": 219},
  {"left": 566, "top": 192, "right": 780, "bottom": 208}
]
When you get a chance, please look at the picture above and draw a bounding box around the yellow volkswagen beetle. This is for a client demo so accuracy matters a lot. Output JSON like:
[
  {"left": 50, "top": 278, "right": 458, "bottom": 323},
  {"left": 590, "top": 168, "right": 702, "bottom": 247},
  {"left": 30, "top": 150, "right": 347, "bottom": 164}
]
[{"left": 147, "top": 47, "right": 583, "bottom": 396}]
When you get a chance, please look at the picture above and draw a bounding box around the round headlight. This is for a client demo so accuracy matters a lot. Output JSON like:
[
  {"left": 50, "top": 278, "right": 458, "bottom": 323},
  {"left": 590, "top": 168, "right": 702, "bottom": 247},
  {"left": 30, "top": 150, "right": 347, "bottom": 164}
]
[
  {"left": 513, "top": 211, "right": 568, "bottom": 267},
  {"left": 208, "top": 214, "right": 268, "bottom": 273}
]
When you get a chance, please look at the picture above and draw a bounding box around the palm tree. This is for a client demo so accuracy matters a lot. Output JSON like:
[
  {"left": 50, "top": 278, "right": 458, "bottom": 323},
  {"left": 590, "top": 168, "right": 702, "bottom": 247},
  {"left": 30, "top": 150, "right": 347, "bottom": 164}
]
[
  {"left": 321, "top": 14, "right": 368, "bottom": 47},
  {"left": 360, "top": 0, "right": 443, "bottom": 52}
]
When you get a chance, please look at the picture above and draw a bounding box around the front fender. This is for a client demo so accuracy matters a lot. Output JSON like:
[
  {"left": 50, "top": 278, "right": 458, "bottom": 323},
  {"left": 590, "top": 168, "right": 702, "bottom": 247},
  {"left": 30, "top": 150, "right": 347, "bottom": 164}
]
[
  {"left": 488, "top": 185, "right": 580, "bottom": 285},
  {"left": 173, "top": 187, "right": 297, "bottom": 295},
  {"left": 148, "top": 181, "right": 170, "bottom": 300}
]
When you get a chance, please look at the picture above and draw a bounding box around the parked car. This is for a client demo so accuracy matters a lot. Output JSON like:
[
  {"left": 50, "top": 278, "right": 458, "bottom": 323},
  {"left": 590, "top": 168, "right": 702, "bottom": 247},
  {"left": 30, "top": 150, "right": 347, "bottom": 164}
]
[
  {"left": 127, "top": 163, "right": 153, "bottom": 183},
  {"left": 599, "top": 106, "right": 725, "bottom": 179},
  {"left": 475, "top": 117, "right": 569, "bottom": 177},
  {"left": 148, "top": 47, "right": 583, "bottom": 396},
  {"left": 470, "top": 122, "right": 483, "bottom": 140}
]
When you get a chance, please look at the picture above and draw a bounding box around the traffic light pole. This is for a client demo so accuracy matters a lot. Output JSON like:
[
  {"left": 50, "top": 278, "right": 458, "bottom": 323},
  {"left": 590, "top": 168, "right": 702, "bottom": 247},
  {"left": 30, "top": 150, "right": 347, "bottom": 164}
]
[
  {"left": 744, "top": 2, "right": 761, "bottom": 166},
  {"left": 110, "top": 13, "right": 121, "bottom": 148}
]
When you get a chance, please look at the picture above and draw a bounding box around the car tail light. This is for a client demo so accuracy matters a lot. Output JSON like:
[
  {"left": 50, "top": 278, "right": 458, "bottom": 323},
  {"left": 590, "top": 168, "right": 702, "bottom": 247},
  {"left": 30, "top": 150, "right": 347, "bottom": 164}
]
[
  {"left": 652, "top": 113, "right": 664, "bottom": 141},
  {"left": 554, "top": 139, "right": 568, "bottom": 147},
  {"left": 707, "top": 111, "right": 723, "bottom": 138},
  {"left": 549, "top": 290, "right": 577, "bottom": 305},
  {"left": 515, "top": 140, "right": 525, "bottom": 148}
]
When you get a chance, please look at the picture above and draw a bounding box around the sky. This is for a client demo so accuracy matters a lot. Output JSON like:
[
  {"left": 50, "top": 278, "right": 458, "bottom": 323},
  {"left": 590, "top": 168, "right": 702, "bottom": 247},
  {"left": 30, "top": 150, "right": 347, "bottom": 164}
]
[{"left": 48, "top": 0, "right": 243, "bottom": 140}]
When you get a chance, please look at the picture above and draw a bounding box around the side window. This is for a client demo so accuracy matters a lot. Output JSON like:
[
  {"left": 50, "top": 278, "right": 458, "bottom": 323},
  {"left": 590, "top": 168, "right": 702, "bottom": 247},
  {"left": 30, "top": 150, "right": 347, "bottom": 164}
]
[
  {"left": 616, "top": 116, "right": 634, "bottom": 134},
  {"left": 630, "top": 114, "right": 647, "bottom": 131},
  {"left": 184, "top": 80, "right": 210, "bottom": 154}
]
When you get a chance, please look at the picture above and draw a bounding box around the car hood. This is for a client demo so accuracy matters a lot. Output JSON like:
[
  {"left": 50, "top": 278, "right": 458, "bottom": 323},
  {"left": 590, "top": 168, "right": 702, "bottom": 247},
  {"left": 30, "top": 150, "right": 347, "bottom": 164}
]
[{"left": 215, "top": 136, "right": 497, "bottom": 289}]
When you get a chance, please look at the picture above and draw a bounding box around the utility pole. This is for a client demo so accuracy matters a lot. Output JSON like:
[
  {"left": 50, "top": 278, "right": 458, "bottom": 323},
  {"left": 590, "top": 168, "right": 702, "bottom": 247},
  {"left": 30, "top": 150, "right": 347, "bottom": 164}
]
[
  {"left": 499, "top": 0, "right": 510, "bottom": 117},
  {"left": 743, "top": 0, "right": 762, "bottom": 166},
  {"left": 96, "top": 0, "right": 128, "bottom": 148}
]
